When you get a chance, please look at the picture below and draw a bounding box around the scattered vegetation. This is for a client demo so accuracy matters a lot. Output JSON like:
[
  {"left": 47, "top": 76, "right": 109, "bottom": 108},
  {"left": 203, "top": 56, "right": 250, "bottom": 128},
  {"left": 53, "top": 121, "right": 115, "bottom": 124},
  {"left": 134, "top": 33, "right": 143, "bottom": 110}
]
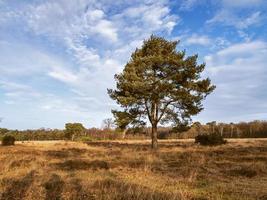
[
  {"left": 1, "top": 135, "right": 15, "bottom": 146},
  {"left": 195, "top": 134, "right": 227, "bottom": 146},
  {"left": 0, "top": 139, "right": 266, "bottom": 200}
]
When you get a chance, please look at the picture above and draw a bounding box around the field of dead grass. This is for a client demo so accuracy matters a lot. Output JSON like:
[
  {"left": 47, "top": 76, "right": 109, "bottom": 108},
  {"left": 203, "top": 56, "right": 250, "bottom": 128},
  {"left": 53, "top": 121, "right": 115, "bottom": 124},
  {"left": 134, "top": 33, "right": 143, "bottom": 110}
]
[{"left": 0, "top": 139, "right": 267, "bottom": 200}]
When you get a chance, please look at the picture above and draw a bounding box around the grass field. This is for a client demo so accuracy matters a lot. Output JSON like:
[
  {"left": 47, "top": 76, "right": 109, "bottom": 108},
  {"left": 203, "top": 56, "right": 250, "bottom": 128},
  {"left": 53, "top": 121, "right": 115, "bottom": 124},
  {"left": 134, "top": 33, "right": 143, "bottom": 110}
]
[{"left": 0, "top": 139, "right": 267, "bottom": 200}]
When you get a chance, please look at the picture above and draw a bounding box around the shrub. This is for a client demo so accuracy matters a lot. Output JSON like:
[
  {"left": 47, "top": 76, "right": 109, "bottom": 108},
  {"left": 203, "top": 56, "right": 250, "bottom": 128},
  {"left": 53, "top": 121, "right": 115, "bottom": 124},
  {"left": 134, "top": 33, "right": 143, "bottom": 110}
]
[
  {"left": 2, "top": 135, "right": 15, "bottom": 146},
  {"left": 195, "top": 134, "right": 227, "bottom": 146},
  {"left": 64, "top": 123, "right": 86, "bottom": 140},
  {"left": 78, "top": 136, "right": 93, "bottom": 142},
  {"left": 158, "top": 131, "right": 169, "bottom": 139}
]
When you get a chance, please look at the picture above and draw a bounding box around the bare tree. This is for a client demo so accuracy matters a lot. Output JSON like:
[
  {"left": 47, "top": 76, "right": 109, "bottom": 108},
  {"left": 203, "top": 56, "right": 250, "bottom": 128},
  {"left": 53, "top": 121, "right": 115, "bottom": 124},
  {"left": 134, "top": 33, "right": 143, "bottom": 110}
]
[
  {"left": 230, "top": 122, "right": 234, "bottom": 138},
  {"left": 218, "top": 123, "right": 224, "bottom": 136},
  {"left": 193, "top": 122, "right": 202, "bottom": 135},
  {"left": 102, "top": 118, "right": 115, "bottom": 130},
  {"left": 207, "top": 121, "right": 216, "bottom": 134}
]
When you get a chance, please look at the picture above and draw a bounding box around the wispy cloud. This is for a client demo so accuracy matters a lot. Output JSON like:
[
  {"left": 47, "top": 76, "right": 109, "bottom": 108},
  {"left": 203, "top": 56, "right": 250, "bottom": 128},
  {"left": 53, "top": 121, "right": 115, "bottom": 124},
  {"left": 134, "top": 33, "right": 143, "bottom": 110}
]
[
  {"left": 206, "top": 0, "right": 266, "bottom": 31},
  {"left": 0, "top": 0, "right": 180, "bottom": 128},
  {"left": 207, "top": 10, "right": 263, "bottom": 30},
  {"left": 198, "top": 40, "right": 267, "bottom": 122},
  {"left": 179, "top": 0, "right": 205, "bottom": 11},
  {"left": 184, "top": 34, "right": 211, "bottom": 46}
]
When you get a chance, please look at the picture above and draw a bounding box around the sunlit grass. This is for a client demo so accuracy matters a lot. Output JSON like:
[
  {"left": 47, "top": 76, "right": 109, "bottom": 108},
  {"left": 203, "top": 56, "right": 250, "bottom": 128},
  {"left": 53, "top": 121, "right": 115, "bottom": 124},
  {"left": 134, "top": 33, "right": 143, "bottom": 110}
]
[{"left": 0, "top": 139, "right": 267, "bottom": 200}]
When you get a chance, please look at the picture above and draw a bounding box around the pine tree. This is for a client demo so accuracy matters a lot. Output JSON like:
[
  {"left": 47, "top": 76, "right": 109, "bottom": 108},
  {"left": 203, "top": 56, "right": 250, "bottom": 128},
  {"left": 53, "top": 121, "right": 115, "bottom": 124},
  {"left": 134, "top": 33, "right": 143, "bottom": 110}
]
[{"left": 108, "top": 35, "right": 215, "bottom": 149}]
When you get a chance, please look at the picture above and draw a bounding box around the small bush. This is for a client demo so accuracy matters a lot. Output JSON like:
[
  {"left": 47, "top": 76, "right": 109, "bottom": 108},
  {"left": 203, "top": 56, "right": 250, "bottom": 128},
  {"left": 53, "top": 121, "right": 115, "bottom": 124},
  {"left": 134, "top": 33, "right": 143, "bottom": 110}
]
[
  {"left": 77, "top": 136, "right": 93, "bottom": 142},
  {"left": 158, "top": 131, "right": 169, "bottom": 139},
  {"left": 2, "top": 135, "right": 15, "bottom": 146},
  {"left": 195, "top": 134, "right": 227, "bottom": 146}
]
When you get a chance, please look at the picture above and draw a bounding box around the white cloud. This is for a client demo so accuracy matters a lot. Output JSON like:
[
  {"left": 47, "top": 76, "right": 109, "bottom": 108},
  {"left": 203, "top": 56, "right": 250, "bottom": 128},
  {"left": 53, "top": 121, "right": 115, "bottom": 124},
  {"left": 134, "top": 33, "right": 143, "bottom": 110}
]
[
  {"left": 206, "top": 0, "right": 266, "bottom": 33},
  {"left": 217, "top": 41, "right": 266, "bottom": 56},
  {"left": 0, "top": 80, "right": 42, "bottom": 100},
  {"left": 8, "top": 0, "right": 178, "bottom": 78},
  {"left": 207, "top": 10, "right": 262, "bottom": 30},
  {"left": 206, "top": 41, "right": 267, "bottom": 67},
  {"left": 174, "top": 34, "right": 230, "bottom": 50},
  {"left": 179, "top": 0, "right": 203, "bottom": 11},
  {"left": 25, "top": 1, "right": 117, "bottom": 39},
  {"left": 198, "top": 40, "right": 267, "bottom": 122},
  {"left": 114, "top": 2, "right": 179, "bottom": 38},
  {"left": 185, "top": 34, "right": 211, "bottom": 46},
  {"left": 238, "top": 11, "right": 262, "bottom": 29},
  {"left": 48, "top": 68, "right": 78, "bottom": 84}
]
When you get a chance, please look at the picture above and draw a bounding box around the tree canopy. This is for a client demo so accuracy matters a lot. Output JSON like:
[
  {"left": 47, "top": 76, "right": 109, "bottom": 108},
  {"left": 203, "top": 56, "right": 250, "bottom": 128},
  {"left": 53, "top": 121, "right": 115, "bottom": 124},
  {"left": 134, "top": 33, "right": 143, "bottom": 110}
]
[
  {"left": 64, "top": 123, "right": 85, "bottom": 140},
  {"left": 108, "top": 35, "right": 215, "bottom": 148}
]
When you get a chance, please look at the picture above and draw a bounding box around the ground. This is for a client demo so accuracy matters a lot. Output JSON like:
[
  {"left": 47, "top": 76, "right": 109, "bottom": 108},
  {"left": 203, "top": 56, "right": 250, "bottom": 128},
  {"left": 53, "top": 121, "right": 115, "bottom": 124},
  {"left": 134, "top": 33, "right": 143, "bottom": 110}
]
[{"left": 0, "top": 139, "right": 267, "bottom": 200}]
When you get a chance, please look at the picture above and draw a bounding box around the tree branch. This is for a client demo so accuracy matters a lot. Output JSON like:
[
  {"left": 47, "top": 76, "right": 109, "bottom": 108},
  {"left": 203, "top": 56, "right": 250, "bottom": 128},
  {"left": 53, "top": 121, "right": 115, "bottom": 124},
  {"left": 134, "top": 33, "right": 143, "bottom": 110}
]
[
  {"left": 145, "top": 100, "right": 152, "bottom": 124},
  {"left": 157, "top": 101, "right": 172, "bottom": 123}
]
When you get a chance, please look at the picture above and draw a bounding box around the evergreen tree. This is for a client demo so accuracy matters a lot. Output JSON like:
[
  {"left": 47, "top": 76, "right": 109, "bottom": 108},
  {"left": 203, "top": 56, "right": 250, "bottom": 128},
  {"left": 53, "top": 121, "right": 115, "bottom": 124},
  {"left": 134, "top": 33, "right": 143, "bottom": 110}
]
[{"left": 108, "top": 35, "right": 215, "bottom": 148}]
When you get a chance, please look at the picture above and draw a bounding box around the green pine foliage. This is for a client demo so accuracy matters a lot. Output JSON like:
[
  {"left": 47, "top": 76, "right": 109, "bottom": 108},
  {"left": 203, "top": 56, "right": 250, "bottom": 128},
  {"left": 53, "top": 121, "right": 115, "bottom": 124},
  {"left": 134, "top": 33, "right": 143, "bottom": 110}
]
[{"left": 108, "top": 35, "right": 215, "bottom": 148}]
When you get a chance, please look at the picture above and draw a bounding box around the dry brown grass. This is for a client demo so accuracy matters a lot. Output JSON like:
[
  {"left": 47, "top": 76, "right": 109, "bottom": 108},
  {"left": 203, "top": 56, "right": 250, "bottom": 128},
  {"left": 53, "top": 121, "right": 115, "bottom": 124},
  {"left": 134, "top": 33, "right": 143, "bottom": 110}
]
[{"left": 0, "top": 139, "right": 267, "bottom": 200}]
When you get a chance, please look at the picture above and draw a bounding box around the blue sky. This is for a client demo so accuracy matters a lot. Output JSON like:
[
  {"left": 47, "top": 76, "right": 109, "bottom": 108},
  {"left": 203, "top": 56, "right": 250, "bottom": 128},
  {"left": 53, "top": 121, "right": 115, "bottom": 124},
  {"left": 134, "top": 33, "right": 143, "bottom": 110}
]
[{"left": 0, "top": 0, "right": 267, "bottom": 129}]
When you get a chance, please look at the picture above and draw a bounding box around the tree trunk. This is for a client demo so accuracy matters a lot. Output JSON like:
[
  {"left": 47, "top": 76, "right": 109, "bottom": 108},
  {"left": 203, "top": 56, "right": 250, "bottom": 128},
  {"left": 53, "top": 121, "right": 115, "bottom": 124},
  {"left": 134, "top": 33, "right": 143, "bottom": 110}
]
[
  {"left": 122, "top": 129, "right": 127, "bottom": 139},
  {"left": 220, "top": 127, "right": 223, "bottom": 136},
  {"left": 151, "top": 124, "right": 158, "bottom": 149},
  {"left": 249, "top": 126, "right": 252, "bottom": 137}
]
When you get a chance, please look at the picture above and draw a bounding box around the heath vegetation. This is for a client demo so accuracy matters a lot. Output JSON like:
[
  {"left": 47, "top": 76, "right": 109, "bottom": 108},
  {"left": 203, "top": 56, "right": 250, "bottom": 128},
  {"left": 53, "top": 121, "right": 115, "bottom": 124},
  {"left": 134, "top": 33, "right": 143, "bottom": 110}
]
[{"left": 0, "top": 139, "right": 267, "bottom": 200}]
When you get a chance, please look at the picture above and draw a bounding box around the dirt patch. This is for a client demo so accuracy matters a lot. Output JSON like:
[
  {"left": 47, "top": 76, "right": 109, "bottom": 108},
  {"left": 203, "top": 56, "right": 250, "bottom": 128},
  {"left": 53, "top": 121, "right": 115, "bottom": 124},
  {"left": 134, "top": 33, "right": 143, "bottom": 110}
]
[{"left": 1, "top": 170, "right": 35, "bottom": 200}]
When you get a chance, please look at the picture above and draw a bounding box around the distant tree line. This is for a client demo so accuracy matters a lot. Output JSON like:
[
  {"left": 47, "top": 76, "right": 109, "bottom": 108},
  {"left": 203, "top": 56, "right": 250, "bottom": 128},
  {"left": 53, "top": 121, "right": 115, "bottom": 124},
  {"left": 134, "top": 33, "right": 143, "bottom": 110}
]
[
  {"left": 181, "top": 120, "right": 267, "bottom": 138},
  {"left": 1, "top": 120, "right": 266, "bottom": 141},
  {"left": 0, "top": 128, "right": 65, "bottom": 141}
]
